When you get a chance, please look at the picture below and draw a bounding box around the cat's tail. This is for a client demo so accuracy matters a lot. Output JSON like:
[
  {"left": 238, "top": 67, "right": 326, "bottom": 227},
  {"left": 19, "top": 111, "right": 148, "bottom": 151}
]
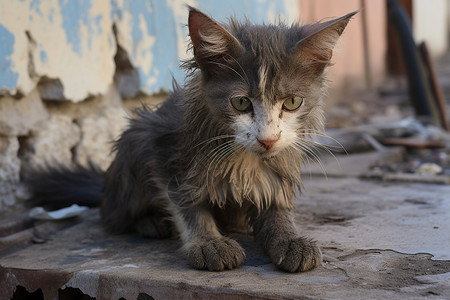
[{"left": 26, "top": 161, "right": 104, "bottom": 209}]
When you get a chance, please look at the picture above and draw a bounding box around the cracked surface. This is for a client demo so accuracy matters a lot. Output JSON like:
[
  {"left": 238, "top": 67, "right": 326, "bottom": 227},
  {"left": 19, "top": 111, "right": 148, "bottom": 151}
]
[
  {"left": 1, "top": 173, "right": 449, "bottom": 299},
  {"left": 298, "top": 175, "right": 450, "bottom": 261}
]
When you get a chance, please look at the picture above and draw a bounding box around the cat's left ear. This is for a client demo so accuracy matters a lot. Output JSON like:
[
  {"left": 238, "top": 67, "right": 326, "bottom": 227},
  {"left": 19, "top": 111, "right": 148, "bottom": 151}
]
[
  {"left": 293, "top": 11, "right": 357, "bottom": 74},
  {"left": 188, "top": 6, "right": 245, "bottom": 74}
]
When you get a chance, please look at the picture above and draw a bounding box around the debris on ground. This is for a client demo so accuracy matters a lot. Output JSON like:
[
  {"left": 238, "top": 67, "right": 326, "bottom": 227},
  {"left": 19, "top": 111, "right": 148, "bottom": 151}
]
[{"left": 319, "top": 117, "right": 450, "bottom": 184}]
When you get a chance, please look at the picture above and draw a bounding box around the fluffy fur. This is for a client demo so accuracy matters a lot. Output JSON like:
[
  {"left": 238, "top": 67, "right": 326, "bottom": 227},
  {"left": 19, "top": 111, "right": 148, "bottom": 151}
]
[{"left": 29, "top": 7, "right": 355, "bottom": 272}]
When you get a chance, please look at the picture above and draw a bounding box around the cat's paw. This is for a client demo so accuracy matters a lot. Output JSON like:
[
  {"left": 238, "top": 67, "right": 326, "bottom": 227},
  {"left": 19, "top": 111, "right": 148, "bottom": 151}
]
[
  {"left": 268, "top": 237, "right": 322, "bottom": 272},
  {"left": 187, "top": 236, "right": 246, "bottom": 271}
]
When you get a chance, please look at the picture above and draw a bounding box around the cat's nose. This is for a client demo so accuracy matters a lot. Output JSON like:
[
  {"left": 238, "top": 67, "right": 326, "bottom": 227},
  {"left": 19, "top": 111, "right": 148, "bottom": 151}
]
[{"left": 257, "top": 138, "right": 278, "bottom": 150}]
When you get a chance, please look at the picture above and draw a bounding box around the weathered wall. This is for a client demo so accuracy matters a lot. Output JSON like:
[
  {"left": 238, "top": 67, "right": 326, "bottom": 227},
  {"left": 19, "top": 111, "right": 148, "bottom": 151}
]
[
  {"left": 299, "top": 0, "right": 387, "bottom": 95},
  {"left": 413, "top": 0, "right": 450, "bottom": 57},
  {"left": 0, "top": 0, "right": 300, "bottom": 211},
  {"left": 0, "top": 0, "right": 300, "bottom": 99}
]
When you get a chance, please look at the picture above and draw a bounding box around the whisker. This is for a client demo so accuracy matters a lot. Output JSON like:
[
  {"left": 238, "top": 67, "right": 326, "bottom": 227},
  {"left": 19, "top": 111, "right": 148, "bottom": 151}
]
[
  {"left": 223, "top": 53, "right": 250, "bottom": 85},
  {"left": 306, "top": 140, "right": 342, "bottom": 170},
  {"left": 304, "top": 152, "right": 314, "bottom": 180},
  {"left": 208, "top": 61, "right": 248, "bottom": 85},
  {"left": 296, "top": 129, "right": 348, "bottom": 154},
  {"left": 209, "top": 145, "right": 236, "bottom": 170},
  {"left": 189, "top": 136, "right": 235, "bottom": 167},
  {"left": 296, "top": 130, "right": 346, "bottom": 173},
  {"left": 291, "top": 146, "right": 314, "bottom": 180},
  {"left": 293, "top": 142, "right": 328, "bottom": 179},
  {"left": 291, "top": 144, "right": 317, "bottom": 171},
  {"left": 303, "top": 138, "right": 344, "bottom": 150},
  {"left": 193, "top": 135, "right": 235, "bottom": 148},
  {"left": 206, "top": 140, "right": 235, "bottom": 159},
  {"left": 297, "top": 137, "right": 342, "bottom": 170},
  {"left": 206, "top": 142, "right": 237, "bottom": 181},
  {"left": 213, "top": 144, "right": 244, "bottom": 174}
]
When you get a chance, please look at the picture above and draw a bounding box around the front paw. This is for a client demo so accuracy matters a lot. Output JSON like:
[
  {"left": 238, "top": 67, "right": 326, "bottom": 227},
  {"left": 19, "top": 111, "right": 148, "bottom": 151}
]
[
  {"left": 268, "top": 237, "right": 322, "bottom": 272},
  {"left": 187, "top": 236, "right": 246, "bottom": 271}
]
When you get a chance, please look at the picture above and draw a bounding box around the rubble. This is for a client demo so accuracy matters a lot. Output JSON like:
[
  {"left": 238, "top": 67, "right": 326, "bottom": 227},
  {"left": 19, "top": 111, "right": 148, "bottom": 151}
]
[
  {"left": 416, "top": 163, "right": 443, "bottom": 175},
  {"left": 319, "top": 116, "right": 450, "bottom": 184}
]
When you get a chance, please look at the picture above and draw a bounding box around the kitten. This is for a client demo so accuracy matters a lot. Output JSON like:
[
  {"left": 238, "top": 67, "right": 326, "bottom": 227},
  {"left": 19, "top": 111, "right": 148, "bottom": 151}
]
[{"left": 29, "top": 7, "right": 355, "bottom": 272}]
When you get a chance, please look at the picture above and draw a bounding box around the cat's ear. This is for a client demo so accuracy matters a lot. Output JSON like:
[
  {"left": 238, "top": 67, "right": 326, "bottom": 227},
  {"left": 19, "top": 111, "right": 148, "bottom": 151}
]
[
  {"left": 188, "top": 6, "right": 244, "bottom": 74},
  {"left": 293, "top": 11, "right": 357, "bottom": 74}
]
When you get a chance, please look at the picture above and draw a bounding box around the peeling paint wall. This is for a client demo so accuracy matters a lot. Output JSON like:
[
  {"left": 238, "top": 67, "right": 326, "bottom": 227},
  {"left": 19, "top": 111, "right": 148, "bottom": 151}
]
[
  {"left": 0, "top": 0, "right": 299, "bottom": 100},
  {"left": 0, "top": 0, "right": 116, "bottom": 101}
]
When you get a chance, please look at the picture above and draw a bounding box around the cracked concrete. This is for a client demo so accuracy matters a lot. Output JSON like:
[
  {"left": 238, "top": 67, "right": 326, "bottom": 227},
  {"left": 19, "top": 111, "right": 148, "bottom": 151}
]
[
  {"left": 1, "top": 151, "right": 449, "bottom": 299},
  {"left": 299, "top": 176, "right": 450, "bottom": 261}
]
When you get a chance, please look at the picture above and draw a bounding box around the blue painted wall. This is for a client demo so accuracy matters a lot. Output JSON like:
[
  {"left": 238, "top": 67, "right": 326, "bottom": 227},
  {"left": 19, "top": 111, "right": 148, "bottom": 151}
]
[
  {"left": 0, "top": 0, "right": 298, "bottom": 99},
  {"left": 0, "top": 24, "right": 19, "bottom": 91}
]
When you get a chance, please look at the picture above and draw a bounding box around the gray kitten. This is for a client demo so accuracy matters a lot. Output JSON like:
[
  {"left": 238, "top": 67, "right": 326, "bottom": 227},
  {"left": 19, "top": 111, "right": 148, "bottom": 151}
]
[{"left": 30, "top": 7, "right": 355, "bottom": 272}]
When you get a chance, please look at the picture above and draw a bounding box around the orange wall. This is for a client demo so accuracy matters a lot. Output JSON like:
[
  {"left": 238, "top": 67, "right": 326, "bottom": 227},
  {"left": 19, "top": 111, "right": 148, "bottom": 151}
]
[{"left": 298, "top": 0, "right": 387, "bottom": 102}]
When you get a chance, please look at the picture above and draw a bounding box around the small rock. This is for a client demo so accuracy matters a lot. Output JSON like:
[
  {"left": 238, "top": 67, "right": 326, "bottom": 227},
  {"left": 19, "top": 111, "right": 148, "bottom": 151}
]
[{"left": 416, "top": 163, "right": 443, "bottom": 175}]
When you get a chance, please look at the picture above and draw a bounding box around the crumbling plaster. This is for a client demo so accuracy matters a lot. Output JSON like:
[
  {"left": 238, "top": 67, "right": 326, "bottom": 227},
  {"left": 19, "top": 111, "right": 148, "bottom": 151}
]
[
  {"left": 0, "top": 0, "right": 116, "bottom": 101},
  {"left": 0, "top": 0, "right": 299, "bottom": 100}
]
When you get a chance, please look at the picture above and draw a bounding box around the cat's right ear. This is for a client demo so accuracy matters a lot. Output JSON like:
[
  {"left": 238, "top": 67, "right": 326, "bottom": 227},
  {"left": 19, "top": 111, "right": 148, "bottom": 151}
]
[
  {"left": 188, "top": 6, "right": 244, "bottom": 74},
  {"left": 292, "top": 11, "right": 357, "bottom": 75}
]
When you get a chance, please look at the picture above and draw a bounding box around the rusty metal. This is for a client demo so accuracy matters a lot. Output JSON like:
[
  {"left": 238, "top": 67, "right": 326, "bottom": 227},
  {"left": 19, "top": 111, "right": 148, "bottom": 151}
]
[
  {"left": 419, "top": 42, "right": 450, "bottom": 131},
  {"left": 381, "top": 137, "right": 446, "bottom": 149}
]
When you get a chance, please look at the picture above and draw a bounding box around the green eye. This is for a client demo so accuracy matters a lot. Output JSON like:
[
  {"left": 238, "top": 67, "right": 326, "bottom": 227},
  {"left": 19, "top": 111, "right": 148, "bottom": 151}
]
[
  {"left": 282, "top": 96, "right": 304, "bottom": 111},
  {"left": 231, "top": 96, "right": 253, "bottom": 112}
]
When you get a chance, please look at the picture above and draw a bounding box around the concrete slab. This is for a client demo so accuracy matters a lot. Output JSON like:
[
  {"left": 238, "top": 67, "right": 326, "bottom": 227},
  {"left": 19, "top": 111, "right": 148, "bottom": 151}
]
[
  {"left": 1, "top": 172, "right": 449, "bottom": 299},
  {"left": 303, "top": 149, "right": 404, "bottom": 178},
  {"left": 300, "top": 177, "right": 450, "bottom": 261}
]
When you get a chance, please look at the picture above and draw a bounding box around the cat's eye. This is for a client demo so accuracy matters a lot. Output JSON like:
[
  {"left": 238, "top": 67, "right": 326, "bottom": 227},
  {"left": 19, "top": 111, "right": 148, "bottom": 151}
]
[
  {"left": 231, "top": 96, "right": 253, "bottom": 112},
  {"left": 282, "top": 97, "right": 304, "bottom": 111}
]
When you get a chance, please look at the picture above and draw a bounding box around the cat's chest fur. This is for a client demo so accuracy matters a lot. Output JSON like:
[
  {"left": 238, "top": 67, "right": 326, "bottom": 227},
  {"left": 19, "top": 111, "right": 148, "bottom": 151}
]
[{"left": 195, "top": 149, "right": 301, "bottom": 210}]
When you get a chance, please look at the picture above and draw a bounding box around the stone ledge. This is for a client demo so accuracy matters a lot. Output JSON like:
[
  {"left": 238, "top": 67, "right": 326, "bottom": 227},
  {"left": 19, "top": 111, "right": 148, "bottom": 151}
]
[{"left": 1, "top": 173, "right": 449, "bottom": 299}]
